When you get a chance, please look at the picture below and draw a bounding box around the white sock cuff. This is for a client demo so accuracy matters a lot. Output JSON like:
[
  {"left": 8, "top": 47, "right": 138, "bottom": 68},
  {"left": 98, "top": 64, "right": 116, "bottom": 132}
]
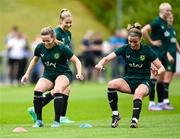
[
  {"left": 132, "top": 117, "right": 138, "bottom": 123},
  {"left": 112, "top": 111, "right": 119, "bottom": 115}
]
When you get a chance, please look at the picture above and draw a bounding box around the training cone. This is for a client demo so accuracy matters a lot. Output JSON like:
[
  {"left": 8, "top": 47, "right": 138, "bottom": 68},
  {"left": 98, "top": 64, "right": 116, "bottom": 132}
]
[
  {"left": 13, "top": 127, "right": 27, "bottom": 132},
  {"left": 79, "top": 123, "right": 93, "bottom": 128}
]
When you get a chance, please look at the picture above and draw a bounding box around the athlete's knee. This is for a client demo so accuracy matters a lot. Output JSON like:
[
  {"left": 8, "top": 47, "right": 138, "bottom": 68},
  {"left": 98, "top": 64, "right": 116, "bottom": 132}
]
[
  {"left": 53, "top": 88, "right": 64, "bottom": 93},
  {"left": 34, "top": 88, "right": 44, "bottom": 93},
  {"left": 134, "top": 89, "right": 148, "bottom": 100},
  {"left": 108, "top": 80, "right": 117, "bottom": 89},
  {"left": 133, "top": 92, "right": 143, "bottom": 100}
]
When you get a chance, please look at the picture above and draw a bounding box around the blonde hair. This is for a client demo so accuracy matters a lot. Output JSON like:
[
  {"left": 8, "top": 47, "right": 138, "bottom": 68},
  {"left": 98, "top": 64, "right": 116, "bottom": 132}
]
[
  {"left": 40, "top": 26, "right": 54, "bottom": 36},
  {"left": 159, "top": 2, "right": 172, "bottom": 13},
  {"left": 60, "top": 8, "right": 72, "bottom": 20},
  {"left": 40, "top": 26, "right": 63, "bottom": 45},
  {"left": 127, "top": 22, "right": 142, "bottom": 38}
]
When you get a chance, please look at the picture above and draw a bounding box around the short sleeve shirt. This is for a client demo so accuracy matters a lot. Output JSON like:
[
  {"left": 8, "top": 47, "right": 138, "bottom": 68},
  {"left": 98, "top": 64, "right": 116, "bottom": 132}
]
[
  {"left": 150, "top": 16, "right": 170, "bottom": 58},
  {"left": 114, "top": 44, "right": 157, "bottom": 79},
  {"left": 34, "top": 43, "right": 73, "bottom": 75},
  {"left": 167, "top": 26, "right": 177, "bottom": 56},
  {"left": 54, "top": 27, "right": 72, "bottom": 48}
]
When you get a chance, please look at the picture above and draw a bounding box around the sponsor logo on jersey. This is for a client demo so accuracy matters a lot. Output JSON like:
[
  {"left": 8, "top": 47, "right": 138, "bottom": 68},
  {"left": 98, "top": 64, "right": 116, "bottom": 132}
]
[
  {"left": 44, "top": 61, "right": 57, "bottom": 68},
  {"left": 170, "top": 37, "right": 176, "bottom": 43},
  {"left": 164, "top": 31, "right": 170, "bottom": 37},
  {"left": 140, "top": 55, "right": 145, "bottom": 61},
  {"left": 54, "top": 53, "right": 60, "bottom": 59},
  {"left": 129, "top": 63, "right": 143, "bottom": 68}
]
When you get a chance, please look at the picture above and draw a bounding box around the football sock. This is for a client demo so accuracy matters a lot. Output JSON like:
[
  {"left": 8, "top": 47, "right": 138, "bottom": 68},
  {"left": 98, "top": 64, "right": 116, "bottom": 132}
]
[
  {"left": 33, "top": 91, "right": 43, "bottom": 120},
  {"left": 112, "top": 111, "right": 119, "bottom": 116},
  {"left": 156, "top": 81, "right": 164, "bottom": 103},
  {"left": 54, "top": 93, "right": 64, "bottom": 122},
  {"left": 132, "top": 99, "right": 142, "bottom": 120},
  {"left": 163, "top": 83, "right": 169, "bottom": 100},
  {"left": 61, "top": 94, "right": 69, "bottom": 116},
  {"left": 42, "top": 92, "right": 54, "bottom": 107},
  {"left": 149, "top": 78, "right": 157, "bottom": 101},
  {"left": 107, "top": 88, "right": 118, "bottom": 112}
]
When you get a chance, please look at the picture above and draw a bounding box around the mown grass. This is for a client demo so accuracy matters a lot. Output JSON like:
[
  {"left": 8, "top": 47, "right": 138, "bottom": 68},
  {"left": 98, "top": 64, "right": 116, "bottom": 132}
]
[{"left": 0, "top": 78, "right": 180, "bottom": 138}]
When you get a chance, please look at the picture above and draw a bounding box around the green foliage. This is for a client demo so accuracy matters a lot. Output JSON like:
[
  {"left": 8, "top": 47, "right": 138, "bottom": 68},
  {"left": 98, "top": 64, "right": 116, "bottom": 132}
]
[
  {"left": 0, "top": 0, "right": 110, "bottom": 53},
  {"left": 81, "top": 0, "right": 180, "bottom": 41},
  {"left": 0, "top": 78, "right": 180, "bottom": 137}
]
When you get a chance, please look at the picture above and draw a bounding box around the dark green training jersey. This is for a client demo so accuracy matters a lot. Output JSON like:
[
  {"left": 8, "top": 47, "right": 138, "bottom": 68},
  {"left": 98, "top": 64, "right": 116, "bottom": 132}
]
[
  {"left": 54, "top": 26, "right": 72, "bottom": 48},
  {"left": 34, "top": 43, "right": 73, "bottom": 76},
  {"left": 167, "top": 26, "right": 177, "bottom": 56},
  {"left": 114, "top": 44, "right": 157, "bottom": 80},
  {"left": 150, "top": 16, "right": 170, "bottom": 58}
]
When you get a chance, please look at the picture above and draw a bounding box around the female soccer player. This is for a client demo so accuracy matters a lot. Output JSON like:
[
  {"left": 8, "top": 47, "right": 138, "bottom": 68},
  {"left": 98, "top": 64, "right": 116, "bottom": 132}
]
[
  {"left": 95, "top": 23, "right": 165, "bottom": 128},
  {"left": 142, "top": 3, "right": 172, "bottom": 110},
  {"left": 162, "top": 13, "right": 180, "bottom": 108},
  {"left": 28, "top": 9, "right": 75, "bottom": 124},
  {"left": 21, "top": 26, "right": 83, "bottom": 128},
  {"left": 54, "top": 8, "right": 72, "bottom": 48},
  {"left": 54, "top": 8, "right": 74, "bottom": 123}
]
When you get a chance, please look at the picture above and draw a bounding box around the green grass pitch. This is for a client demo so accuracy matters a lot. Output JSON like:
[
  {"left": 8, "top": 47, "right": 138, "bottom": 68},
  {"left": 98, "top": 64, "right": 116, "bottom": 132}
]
[{"left": 0, "top": 78, "right": 180, "bottom": 138}]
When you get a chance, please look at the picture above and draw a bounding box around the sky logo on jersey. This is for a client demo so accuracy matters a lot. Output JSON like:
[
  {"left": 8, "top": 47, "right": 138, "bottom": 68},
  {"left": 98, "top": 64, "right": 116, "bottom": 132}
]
[
  {"left": 170, "top": 37, "right": 176, "bottom": 43},
  {"left": 140, "top": 55, "right": 145, "bottom": 61},
  {"left": 129, "top": 63, "right": 143, "bottom": 68},
  {"left": 164, "top": 31, "right": 170, "bottom": 37},
  {"left": 54, "top": 53, "right": 60, "bottom": 59},
  {"left": 44, "top": 61, "right": 57, "bottom": 68}
]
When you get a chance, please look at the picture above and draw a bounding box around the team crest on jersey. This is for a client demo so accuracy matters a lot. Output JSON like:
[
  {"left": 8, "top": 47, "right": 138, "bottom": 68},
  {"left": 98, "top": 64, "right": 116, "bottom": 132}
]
[
  {"left": 140, "top": 55, "right": 145, "bottom": 61},
  {"left": 161, "top": 25, "right": 165, "bottom": 29},
  {"left": 54, "top": 53, "right": 60, "bottom": 59}
]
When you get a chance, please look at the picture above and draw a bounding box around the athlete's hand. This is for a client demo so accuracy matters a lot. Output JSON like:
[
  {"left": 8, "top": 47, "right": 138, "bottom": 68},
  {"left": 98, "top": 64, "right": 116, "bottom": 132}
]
[
  {"left": 151, "top": 66, "right": 158, "bottom": 76},
  {"left": 167, "top": 53, "right": 174, "bottom": 64},
  {"left": 95, "top": 64, "right": 104, "bottom": 72},
  {"left": 76, "top": 74, "right": 84, "bottom": 80},
  {"left": 21, "top": 74, "right": 29, "bottom": 85},
  {"left": 151, "top": 40, "right": 161, "bottom": 47}
]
